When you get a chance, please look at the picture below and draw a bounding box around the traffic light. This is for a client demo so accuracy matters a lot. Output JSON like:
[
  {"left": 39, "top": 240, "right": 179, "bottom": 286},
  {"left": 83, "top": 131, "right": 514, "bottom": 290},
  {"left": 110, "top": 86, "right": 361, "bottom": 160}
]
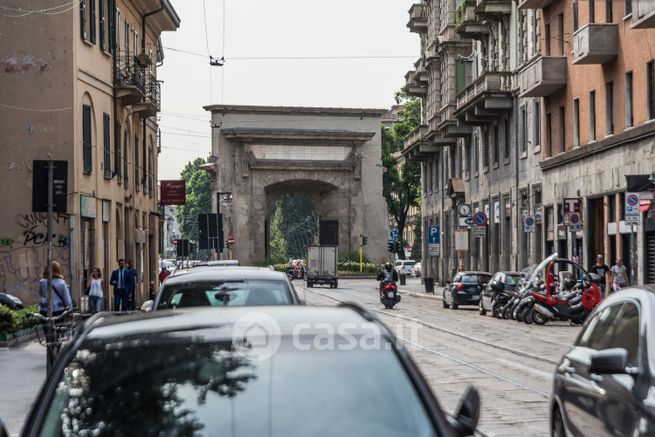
[
  {"left": 387, "top": 241, "right": 393, "bottom": 252},
  {"left": 362, "top": 236, "right": 368, "bottom": 246}
]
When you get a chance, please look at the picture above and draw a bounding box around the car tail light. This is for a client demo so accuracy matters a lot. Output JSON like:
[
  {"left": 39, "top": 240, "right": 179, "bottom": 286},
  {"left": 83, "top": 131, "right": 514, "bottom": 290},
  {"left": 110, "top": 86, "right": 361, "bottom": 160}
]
[
  {"left": 384, "top": 285, "right": 391, "bottom": 290},
  {"left": 456, "top": 283, "right": 464, "bottom": 291}
]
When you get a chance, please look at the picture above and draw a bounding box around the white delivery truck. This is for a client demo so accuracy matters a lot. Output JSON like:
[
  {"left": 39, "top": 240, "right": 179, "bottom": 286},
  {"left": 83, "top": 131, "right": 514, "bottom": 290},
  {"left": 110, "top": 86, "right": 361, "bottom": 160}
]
[{"left": 306, "top": 245, "right": 338, "bottom": 288}]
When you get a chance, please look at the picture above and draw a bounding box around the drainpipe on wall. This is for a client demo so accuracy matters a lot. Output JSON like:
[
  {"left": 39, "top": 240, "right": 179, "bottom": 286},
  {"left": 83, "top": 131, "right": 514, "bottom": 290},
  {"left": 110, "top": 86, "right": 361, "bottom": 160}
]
[{"left": 513, "top": 96, "right": 520, "bottom": 270}]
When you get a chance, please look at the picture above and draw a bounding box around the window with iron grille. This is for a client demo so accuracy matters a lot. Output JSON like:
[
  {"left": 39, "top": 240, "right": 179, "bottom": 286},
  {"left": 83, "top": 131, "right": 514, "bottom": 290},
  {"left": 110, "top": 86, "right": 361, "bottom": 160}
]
[
  {"left": 83, "top": 105, "right": 92, "bottom": 174},
  {"left": 103, "top": 113, "right": 111, "bottom": 178}
]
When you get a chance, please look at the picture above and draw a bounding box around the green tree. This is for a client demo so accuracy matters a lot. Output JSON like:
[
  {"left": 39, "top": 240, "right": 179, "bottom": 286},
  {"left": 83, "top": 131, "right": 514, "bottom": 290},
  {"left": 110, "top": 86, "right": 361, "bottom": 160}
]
[
  {"left": 268, "top": 195, "right": 317, "bottom": 260},
  {"left": 382, "top": 93, "right": 422, "bottom": 260},
  {"left": 176, "top": 158, "right": 212, "bottom": 240}
]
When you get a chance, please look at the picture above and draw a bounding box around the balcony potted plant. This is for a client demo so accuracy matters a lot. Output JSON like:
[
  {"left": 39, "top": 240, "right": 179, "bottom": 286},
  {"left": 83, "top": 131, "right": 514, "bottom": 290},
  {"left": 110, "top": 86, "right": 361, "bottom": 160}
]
[{"left": 137, "top": 52, "right": 153, "bottom": 67}]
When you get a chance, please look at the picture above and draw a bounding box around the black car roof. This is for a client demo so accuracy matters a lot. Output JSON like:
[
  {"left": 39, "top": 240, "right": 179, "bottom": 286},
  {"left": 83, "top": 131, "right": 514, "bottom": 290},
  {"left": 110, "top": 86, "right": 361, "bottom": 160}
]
[
  {"left": 457, "top": 271, "right": 492, "bottom": 275},
  {"left": 83, "top": 305, "right": 383, "bottom": 341},
  {"left": 165, "top": 267, "right": 285, "bottom": 284}
]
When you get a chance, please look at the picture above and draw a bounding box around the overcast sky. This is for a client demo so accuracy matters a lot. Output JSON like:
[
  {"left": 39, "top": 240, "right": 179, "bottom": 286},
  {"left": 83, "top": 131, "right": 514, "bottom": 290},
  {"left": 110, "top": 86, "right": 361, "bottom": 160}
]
[{"left": 157, "top": 0, "right": 419, "bottom": 180}]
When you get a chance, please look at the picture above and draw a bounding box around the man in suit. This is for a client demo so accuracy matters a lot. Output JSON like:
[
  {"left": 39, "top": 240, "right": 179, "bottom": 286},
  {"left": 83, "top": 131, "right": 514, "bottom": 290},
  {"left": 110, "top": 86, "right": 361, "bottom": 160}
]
[
  {"left": 110, "top": 259, "right": 129, "bottom": 311},
  {"left": 126, "top": 260, "right": 138, "bottom": 310}
]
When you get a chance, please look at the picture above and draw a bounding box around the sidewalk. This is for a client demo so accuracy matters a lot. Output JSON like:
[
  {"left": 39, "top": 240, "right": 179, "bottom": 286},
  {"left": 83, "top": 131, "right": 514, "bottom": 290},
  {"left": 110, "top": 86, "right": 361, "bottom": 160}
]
[
  {"left": 0, "top": 341, "right": 45, "bottom": 436},
  {"left": 397, "top": 277, "right": 444, "bottom": 300}
]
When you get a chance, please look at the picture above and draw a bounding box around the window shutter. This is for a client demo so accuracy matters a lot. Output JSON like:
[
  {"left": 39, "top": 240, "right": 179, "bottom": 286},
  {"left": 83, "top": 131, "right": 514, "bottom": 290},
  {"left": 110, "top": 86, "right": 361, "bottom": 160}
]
[
  {"left": 90, "top": 0, "right": 96, "bottom": 44},
  {"left": 80, "top": 0, "right": 86, "bottom": 40},
  {"left": 103, "top": 113, "right": 111, "bottom": 177},
  {"left": 115, "top": 123, "right": 122, "bottom": 183},
  {"left": 99, "top": 0, "right": 105, "bottom": 51},
  {"left": 134, "top": 136, "right": 139, "bottom": 191},
  {"left": 83, "top": 105, "right": 92, "bottom": 173},
  {"left": 123, "top": 135, "right": 128, "bottom": 188}
]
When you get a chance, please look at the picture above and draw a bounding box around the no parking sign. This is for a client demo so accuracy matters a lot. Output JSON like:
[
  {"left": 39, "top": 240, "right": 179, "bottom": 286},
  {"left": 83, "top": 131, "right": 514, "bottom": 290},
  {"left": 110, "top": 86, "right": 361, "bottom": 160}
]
[
  {"left": 625, "top": 192, "right": 640, "bottom": 225},
  {"left": 523, "top": 215, "right": 535, "bottom": 233}
]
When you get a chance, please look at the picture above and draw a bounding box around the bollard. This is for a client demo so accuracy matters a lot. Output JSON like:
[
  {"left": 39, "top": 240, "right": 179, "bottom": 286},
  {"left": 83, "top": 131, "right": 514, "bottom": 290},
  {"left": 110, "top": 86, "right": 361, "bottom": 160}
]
[{"left": 400, "top": 274, "right": 407, "bottom": 286}]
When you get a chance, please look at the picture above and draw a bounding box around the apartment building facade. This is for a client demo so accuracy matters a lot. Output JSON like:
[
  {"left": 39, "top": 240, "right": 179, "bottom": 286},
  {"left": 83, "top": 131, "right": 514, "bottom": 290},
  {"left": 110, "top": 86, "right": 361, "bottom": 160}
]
[
  {"left": 524, "top": 0, "right": 655, "bottom": 284},
  {"left": 0, "top": 0, "right": 179, "bottom": 306},
  {"left": 405, "top": 0, "right": 655, "bottom": 286},
  {"left": 403, "top": 0, "right": 544, "bottom": 284}
]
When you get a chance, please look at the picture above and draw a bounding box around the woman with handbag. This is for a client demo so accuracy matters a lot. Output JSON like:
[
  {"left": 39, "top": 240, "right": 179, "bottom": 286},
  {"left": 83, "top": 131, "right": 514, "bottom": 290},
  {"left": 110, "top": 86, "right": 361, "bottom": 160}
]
[
  {"left": 38, "top": 261, "right": 72, "bottom": 317},
  {"left": 88, "top": 267, "right": 104, "bottom": 313}
]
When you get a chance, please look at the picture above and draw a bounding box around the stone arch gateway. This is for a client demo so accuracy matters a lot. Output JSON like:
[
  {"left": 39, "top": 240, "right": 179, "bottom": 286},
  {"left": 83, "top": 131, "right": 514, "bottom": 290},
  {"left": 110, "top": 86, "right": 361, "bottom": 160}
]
[{"left": 203, "top": 105, "right": 389, "bottom": 264}]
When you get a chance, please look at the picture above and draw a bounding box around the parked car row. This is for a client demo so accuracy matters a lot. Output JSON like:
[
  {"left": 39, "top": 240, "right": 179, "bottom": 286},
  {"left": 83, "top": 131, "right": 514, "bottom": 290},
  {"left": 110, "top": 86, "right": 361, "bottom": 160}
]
[
  {"left": 8, "top": 259, "right": 483, "bottom": 436},
  {"left": 442, "top": 255, "right": 654, "bottom": 436}
]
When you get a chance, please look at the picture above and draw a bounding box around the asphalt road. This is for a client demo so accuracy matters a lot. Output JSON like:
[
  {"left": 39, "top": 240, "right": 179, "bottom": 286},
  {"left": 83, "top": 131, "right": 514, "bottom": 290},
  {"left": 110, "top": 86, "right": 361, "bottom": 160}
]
[{"left": 296, "top": 277, "right": 582, "bottom": 437}]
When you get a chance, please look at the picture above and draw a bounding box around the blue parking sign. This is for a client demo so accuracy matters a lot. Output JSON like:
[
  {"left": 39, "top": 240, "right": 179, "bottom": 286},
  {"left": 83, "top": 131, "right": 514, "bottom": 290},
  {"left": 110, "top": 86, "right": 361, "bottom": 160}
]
[
  {"left": 390, "top": 229, "right": 399, "bottom": 240},
  {"left": 428, "top": 226, "right": 440, "bottom": 244}
]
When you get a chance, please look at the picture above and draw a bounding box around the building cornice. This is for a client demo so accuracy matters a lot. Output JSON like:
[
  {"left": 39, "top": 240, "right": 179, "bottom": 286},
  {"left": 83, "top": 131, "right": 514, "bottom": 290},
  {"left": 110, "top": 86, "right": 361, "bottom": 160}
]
[
  {"left": 540, "top": 121, "right": 655, "bottom": 171},
  {"left": 204, "top": 105, "right": 387, "bottom": 118}
]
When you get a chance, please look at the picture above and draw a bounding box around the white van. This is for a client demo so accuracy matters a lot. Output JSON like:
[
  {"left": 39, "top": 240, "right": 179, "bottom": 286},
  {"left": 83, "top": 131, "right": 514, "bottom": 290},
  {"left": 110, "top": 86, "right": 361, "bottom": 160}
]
[{"left": 395, "top": 260, "right": 416, "bottom": 276}]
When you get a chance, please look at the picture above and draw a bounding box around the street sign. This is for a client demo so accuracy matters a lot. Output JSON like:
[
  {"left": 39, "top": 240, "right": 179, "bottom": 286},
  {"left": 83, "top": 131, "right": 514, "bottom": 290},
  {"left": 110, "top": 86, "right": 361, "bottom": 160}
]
[
  {"left": 473, "top": 211, "right": 488, "bottom": 226},
  {"left": 472, "top": 226, "right": 486, "bottom": 239},
  {"left": 160, "top": 180, "right": 186, "bottom": 205},
  {"left": 455, "top": 228, "right": 469, "bottom": 251},
  {"left": 457, "top": 204, "right": 471, "bottom": 217},
  {"left": 428, "top": 226, "right": 440, "bottom": 256},
  {"left": 32, "top": 160, "right": 68, "bottom": 213},
  {"left": 390, "top": 229, "right": 399, "bottom": 241},
  {"left": 625, "top": 192, "right": 641, "bottom": 225},
  {"left": 227, "top": 236, "right": 236, "bottom": 245},
  {"left": 563, "top": 198, "right": 581, "bottom": 226},
  {"left": 523, "top": 215, "right": 535, "bottom": 233},
  {"left": 458, "top": 217, "right": 474, "bottom": 227}
]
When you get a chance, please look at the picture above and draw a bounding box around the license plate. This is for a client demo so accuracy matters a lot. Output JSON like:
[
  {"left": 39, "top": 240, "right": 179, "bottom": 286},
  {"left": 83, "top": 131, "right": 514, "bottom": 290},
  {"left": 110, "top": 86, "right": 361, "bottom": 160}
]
[
  {"left": 472, "top": 295, "right": 480, "bottom": 300},
  {"left": 387, "top": 292, "right": 395, "bottom": 298}
]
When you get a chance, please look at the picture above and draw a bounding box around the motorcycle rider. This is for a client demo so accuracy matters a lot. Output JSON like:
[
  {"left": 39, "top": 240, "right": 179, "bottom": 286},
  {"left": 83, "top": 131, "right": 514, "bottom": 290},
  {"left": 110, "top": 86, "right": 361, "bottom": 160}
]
[{"left": 377, "top": 262, "right": 399, "bottom": 293}]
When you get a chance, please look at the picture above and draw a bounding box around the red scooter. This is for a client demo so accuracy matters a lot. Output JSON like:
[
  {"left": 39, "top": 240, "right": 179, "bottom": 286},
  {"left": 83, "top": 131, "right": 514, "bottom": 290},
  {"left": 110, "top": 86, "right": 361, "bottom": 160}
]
[{"left": 527, "top": 255, "right": 602, "bottom": 325}]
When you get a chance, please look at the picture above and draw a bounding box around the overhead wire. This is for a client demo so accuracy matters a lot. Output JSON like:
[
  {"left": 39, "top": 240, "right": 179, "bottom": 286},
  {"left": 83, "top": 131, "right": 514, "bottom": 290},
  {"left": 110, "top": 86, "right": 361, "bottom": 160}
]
[
  {"left": 202, "top": 0, "right": 212, "bottom": 103},
  {"left": 164, "top": 46, "right": 416, "bottom": 61},
  {"left": 0, "top": 0, "right": 81, "bottom": 17}
]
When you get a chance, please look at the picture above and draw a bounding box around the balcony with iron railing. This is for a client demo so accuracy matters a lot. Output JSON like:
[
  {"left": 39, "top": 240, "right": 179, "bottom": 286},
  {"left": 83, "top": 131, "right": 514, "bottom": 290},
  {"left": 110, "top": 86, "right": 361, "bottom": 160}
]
[
  {"left": 572, "top": 23, "right": 618, "bottom": 65},
  {"left": 408, "top": 3, "right": 428, "bottom": 33},
  {"left": 114, "top": 52, "right": 146, "bottom": 103},
  {"left": 518, "top": 56, "right": 567, "bottom": 97},
  {"left": 455, "top": 71, "right": 513, "bottom": 124},
  {"left": 132, "top": 73, "right": 161, "bottom": 118}
]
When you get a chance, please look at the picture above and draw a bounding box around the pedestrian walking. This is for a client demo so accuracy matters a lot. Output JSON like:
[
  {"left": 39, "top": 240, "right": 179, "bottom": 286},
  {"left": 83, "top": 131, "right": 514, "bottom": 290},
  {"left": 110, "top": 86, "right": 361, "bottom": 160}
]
[
  {"left": 590, "top": 254, "right": 610, "bottom": 297},
  {"left": 110, "top": 259, "right": 129, "bottom": 311},
  {"left": 159, "top": 266, "right": 170, "bottom": 283},
  {"left": 38, "top": 261, "right": 72, "bottom": 317},
  {"left": 87, "top": 267, "right": 104, "bottom": 314},
  {"left": 610, "top": 258, "right": 628, "bottom": 292},
  {"left": 126, "top": 260, "right": 138, "bottom": 310}
]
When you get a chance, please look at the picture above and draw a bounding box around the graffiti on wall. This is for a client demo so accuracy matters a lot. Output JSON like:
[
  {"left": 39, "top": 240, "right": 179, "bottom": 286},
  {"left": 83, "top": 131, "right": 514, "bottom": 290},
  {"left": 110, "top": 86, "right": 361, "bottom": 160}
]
[{"left": 0, "top": 213, "right": 71, "bottom": 303}]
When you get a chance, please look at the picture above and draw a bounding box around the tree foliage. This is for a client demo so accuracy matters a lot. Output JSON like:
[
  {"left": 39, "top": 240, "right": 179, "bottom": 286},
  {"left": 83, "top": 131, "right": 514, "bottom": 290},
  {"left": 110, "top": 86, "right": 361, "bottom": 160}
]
[
  {"left": 382, "top": 93, "right": 422, "bottom": 259},
  {"left": 268, "top": 195, "right": 317, "bottom": 261},
  {"left": 176, "top": 158, "right": 212, "bottom": 240}
]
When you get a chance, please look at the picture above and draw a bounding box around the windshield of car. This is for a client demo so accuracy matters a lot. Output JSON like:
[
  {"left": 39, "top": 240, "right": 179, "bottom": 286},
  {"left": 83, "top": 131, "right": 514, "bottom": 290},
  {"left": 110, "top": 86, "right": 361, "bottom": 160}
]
[
  {"left": 504, "top": 275, "right": 521, "bottom": 285},
  {"left": 157, "top": 280, "right": 294, "bottom": 309},
  {"left": 39, "top": 339, "right": 436, "bottom": 437},
  {"left": 461, "top": 274, "right": 491, "bottom": 284}
]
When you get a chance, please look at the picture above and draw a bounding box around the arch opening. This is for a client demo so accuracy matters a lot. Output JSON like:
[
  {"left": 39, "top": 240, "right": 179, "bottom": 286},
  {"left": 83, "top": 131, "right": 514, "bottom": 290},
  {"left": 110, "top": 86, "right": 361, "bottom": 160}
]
[{"left": 266, "top": 194, "right": 318, "bottom": 262}]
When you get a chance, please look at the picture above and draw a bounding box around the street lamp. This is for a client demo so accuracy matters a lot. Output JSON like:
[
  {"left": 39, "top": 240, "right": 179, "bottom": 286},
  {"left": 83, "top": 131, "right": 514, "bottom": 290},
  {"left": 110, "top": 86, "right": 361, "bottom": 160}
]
[{"left": 216, "top": 192, "right": 232, "bottom": 255}]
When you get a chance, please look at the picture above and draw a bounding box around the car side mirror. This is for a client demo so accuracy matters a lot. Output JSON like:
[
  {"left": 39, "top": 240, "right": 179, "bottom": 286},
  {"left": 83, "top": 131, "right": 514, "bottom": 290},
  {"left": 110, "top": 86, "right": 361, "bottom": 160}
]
[
  {"left": 451, "top": 385, "right": 480, "bottom": 436},
  {"left": 590, "top": 348, "right": 628, "bottom": 375},
  {"left": 140, "top": 300, "right": 154, "bottom": 312}
]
